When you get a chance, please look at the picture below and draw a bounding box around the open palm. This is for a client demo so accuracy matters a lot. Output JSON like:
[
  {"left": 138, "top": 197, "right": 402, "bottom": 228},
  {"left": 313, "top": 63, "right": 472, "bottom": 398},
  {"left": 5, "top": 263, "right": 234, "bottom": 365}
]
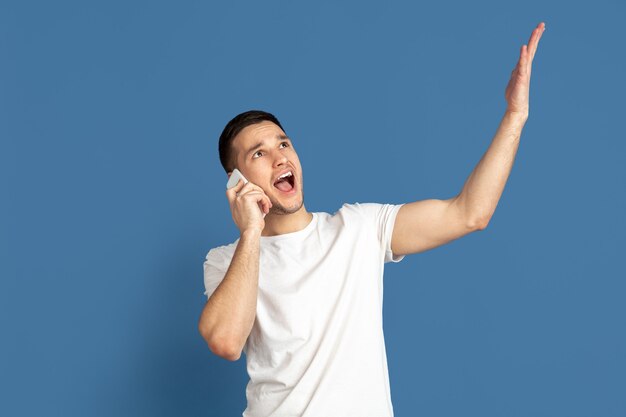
[{"left": 505, "top": 22, "right": 546, "bottom": 116}]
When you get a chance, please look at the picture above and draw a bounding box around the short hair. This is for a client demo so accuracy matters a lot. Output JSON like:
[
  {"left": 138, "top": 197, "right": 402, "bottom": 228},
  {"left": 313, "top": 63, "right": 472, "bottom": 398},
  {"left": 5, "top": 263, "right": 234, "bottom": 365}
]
[{"left": 218, "top": 110, "right": 286, "bottom": 174}]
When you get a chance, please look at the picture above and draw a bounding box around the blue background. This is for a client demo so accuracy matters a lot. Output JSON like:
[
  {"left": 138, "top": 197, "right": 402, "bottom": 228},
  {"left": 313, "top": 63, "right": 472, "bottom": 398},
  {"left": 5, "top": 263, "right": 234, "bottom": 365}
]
[{"left": 2, "top": 1, "right": 625, "bottom": 416}]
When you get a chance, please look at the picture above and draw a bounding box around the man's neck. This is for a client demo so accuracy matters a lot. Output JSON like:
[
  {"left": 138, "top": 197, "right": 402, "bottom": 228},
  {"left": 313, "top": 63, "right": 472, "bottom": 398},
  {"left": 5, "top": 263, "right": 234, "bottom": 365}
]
[{"left": 261, "top": 207, "right": 313, "bottom": 237}]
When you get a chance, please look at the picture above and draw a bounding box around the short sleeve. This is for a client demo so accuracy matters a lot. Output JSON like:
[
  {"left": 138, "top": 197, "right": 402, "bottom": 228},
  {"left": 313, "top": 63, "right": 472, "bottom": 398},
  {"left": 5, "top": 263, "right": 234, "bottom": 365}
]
[
  {"left": 350, "top": 202, "right": 406, "bottom": 264},
  {"left": 203, "top": 248, "right": 227, "bottom": 300}
]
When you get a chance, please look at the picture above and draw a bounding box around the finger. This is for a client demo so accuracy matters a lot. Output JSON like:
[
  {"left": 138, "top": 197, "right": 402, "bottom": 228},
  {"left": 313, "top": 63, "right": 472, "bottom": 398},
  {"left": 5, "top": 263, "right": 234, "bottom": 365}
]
[
  {"left": 239, "top": 190, "right": 263, "bottom": 206},
  {"left": 529, "top": 22, "right": 545, "bottom": 61},
  {"left": 253, "top": 192, "right": 272, "bottom": 215},
  {"left": 234, "top": 182, "right": 259, "bottom": 201},
  {"left": 519, "top": 45, "right": 528, "bottom": 76},
  {"left": 533, "top": 26, "right": 545, "bottom": 61},
  {"left": 242, "top": 189, "right": 270, "bottom": 208},
  {"left": 225, "top": 179, "right": 246, "bottom": 202},
  {"left": 526, "top": 26, "right": 538, "bottom": 55},
  {"left": 527, "top": 23, "right": 543, "bottom": 49},
  {"left": 237, "top": 182, "right": 266, "bottom": 200},
  {"left": 238, "top": 181, "right": 268, "bottom": 197},
  {"left": 255, "top": 193, "right": 270, "bottom": 214}
]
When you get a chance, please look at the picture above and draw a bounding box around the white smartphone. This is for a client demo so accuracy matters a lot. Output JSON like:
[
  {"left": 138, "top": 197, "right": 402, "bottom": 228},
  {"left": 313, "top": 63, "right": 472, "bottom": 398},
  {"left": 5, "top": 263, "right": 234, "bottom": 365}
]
[{"left": 226, "top": 168, "right": 248, "bottom": 190}]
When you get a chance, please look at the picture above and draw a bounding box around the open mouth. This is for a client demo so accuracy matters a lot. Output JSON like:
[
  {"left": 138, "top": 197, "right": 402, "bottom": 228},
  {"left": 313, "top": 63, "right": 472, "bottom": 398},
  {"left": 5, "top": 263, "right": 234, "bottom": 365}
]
[{"left": 273, "top": 172, "right": 295, "bottom": 193}]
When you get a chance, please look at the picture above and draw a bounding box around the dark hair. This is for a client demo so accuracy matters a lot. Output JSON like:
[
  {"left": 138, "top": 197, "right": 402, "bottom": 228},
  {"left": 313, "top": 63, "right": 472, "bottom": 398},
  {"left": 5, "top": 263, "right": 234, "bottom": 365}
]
[{"left": 218, "top": 110, "right": 286, "bottom": 174}]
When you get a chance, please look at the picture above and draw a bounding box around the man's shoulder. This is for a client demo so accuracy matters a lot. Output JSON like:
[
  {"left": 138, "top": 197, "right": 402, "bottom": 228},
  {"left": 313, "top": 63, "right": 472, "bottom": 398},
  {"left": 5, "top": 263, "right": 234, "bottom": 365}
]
[
  {"left": 319, "top": 202, "right": 382, "bottom": 230},
  {"left": 337, "top": 202, "right": 385, "bottom": 211},
  {"left": 332, "top": 202, "right": 404, "bottom": 228},
  {"left": 334, "top": 202, "right": 389, "bottom": 218}
]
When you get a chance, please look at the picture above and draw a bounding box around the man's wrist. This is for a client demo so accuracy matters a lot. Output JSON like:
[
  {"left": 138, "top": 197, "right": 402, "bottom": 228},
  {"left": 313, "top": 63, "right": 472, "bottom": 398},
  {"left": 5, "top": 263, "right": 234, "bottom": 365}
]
[
  {"left": 240, "top": 228, "right": 263, "bottom": 240},
  {"left": 504, "top": 108, "right": 529, "bottom": 122}
]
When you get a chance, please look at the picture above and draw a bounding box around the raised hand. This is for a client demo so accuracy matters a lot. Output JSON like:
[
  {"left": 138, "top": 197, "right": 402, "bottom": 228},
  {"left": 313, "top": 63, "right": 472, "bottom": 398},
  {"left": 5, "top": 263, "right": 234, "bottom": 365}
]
[
  {"left": 226, "top": 179, "right": 272, "bottom": 234},
  {"left": 505, "top": 22, "right": 546, "bottom": 116}
]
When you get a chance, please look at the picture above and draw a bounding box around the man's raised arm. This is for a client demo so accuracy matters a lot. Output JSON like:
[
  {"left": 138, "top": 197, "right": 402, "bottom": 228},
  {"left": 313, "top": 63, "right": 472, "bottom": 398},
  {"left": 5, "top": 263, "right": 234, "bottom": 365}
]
[{"left": 391, "top": 22, "right": 546, "bottom": 257}]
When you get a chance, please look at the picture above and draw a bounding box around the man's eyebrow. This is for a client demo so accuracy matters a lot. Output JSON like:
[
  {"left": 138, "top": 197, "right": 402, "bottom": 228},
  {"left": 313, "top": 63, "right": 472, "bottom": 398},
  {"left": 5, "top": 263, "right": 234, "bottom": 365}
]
[{"left": 245, "top": 134, "right": 290, "bottom": 156}]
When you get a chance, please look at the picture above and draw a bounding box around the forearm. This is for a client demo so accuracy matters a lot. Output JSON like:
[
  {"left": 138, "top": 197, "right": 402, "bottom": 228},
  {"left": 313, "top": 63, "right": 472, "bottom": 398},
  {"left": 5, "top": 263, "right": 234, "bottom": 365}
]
[
  {"left": 456, "top": 110, "right": 528, "bottom": 227},
  {"left": 199, "top": 228, "right": 261, "bottom": 360}
]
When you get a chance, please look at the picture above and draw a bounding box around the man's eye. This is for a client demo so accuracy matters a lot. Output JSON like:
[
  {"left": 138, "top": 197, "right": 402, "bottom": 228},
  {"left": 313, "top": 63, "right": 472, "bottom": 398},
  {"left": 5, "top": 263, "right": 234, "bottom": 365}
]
[{"left": 253, "top": 143, "right": 289, "bottom": 159}]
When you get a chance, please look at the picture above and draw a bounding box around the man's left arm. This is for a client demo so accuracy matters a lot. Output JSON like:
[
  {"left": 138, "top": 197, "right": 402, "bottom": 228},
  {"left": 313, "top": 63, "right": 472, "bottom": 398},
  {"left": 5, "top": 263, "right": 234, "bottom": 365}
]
[{"left": 392, "top": 22, "right": 546, "bottom": 257}]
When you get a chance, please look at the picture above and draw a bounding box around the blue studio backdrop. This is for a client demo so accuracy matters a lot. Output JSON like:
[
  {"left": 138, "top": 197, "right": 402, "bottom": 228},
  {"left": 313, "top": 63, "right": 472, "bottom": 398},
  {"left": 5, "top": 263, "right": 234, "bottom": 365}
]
[{"left": 2, "top": 1, "right": 625, "bottom": 416}]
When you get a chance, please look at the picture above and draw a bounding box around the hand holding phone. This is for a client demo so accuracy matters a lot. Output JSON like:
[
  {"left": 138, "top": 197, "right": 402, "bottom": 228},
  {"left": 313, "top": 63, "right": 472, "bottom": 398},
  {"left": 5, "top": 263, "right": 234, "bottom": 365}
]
[{"left": 225, "top": 169, "right": 272, "bottom": 228}]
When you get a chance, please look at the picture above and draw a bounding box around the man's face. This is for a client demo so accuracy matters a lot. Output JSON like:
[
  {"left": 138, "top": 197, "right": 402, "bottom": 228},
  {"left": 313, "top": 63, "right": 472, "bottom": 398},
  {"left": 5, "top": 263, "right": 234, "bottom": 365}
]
[{"left": 230, "top": 121, "right": 304, "bottom": 215}]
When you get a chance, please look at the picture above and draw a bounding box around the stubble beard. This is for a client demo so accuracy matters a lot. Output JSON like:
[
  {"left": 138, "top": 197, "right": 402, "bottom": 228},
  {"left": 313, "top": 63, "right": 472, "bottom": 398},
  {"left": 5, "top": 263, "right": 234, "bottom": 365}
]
[{"left": 268, "top": 187, "right": 304, "bottom": 215}]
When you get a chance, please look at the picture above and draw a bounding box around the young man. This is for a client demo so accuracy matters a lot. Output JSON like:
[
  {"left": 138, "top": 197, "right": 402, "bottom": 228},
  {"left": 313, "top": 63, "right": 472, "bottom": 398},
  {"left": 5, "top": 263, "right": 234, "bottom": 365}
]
[{"left": 198, "top": 22, "right": 545, "bottom": 417}]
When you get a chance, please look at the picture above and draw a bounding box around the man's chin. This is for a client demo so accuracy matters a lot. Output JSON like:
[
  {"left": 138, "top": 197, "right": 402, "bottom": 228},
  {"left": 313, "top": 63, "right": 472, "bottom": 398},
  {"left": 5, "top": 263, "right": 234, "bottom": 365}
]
[{"left": 269, "top": 197, "right": 303, "bottom": 215}]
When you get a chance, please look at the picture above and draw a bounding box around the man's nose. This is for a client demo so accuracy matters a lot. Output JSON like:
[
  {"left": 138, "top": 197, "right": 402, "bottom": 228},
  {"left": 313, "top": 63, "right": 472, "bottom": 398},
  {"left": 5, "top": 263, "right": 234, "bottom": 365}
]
[{"left": 273, "top": 153, "right": 288, "bottom": 167}]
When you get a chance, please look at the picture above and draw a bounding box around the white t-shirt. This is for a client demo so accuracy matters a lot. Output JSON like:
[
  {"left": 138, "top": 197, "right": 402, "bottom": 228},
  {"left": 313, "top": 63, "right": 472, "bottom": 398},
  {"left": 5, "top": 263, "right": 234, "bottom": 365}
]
[{"left": 203, "top": 202, "right": 406, "bottom": 417}]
